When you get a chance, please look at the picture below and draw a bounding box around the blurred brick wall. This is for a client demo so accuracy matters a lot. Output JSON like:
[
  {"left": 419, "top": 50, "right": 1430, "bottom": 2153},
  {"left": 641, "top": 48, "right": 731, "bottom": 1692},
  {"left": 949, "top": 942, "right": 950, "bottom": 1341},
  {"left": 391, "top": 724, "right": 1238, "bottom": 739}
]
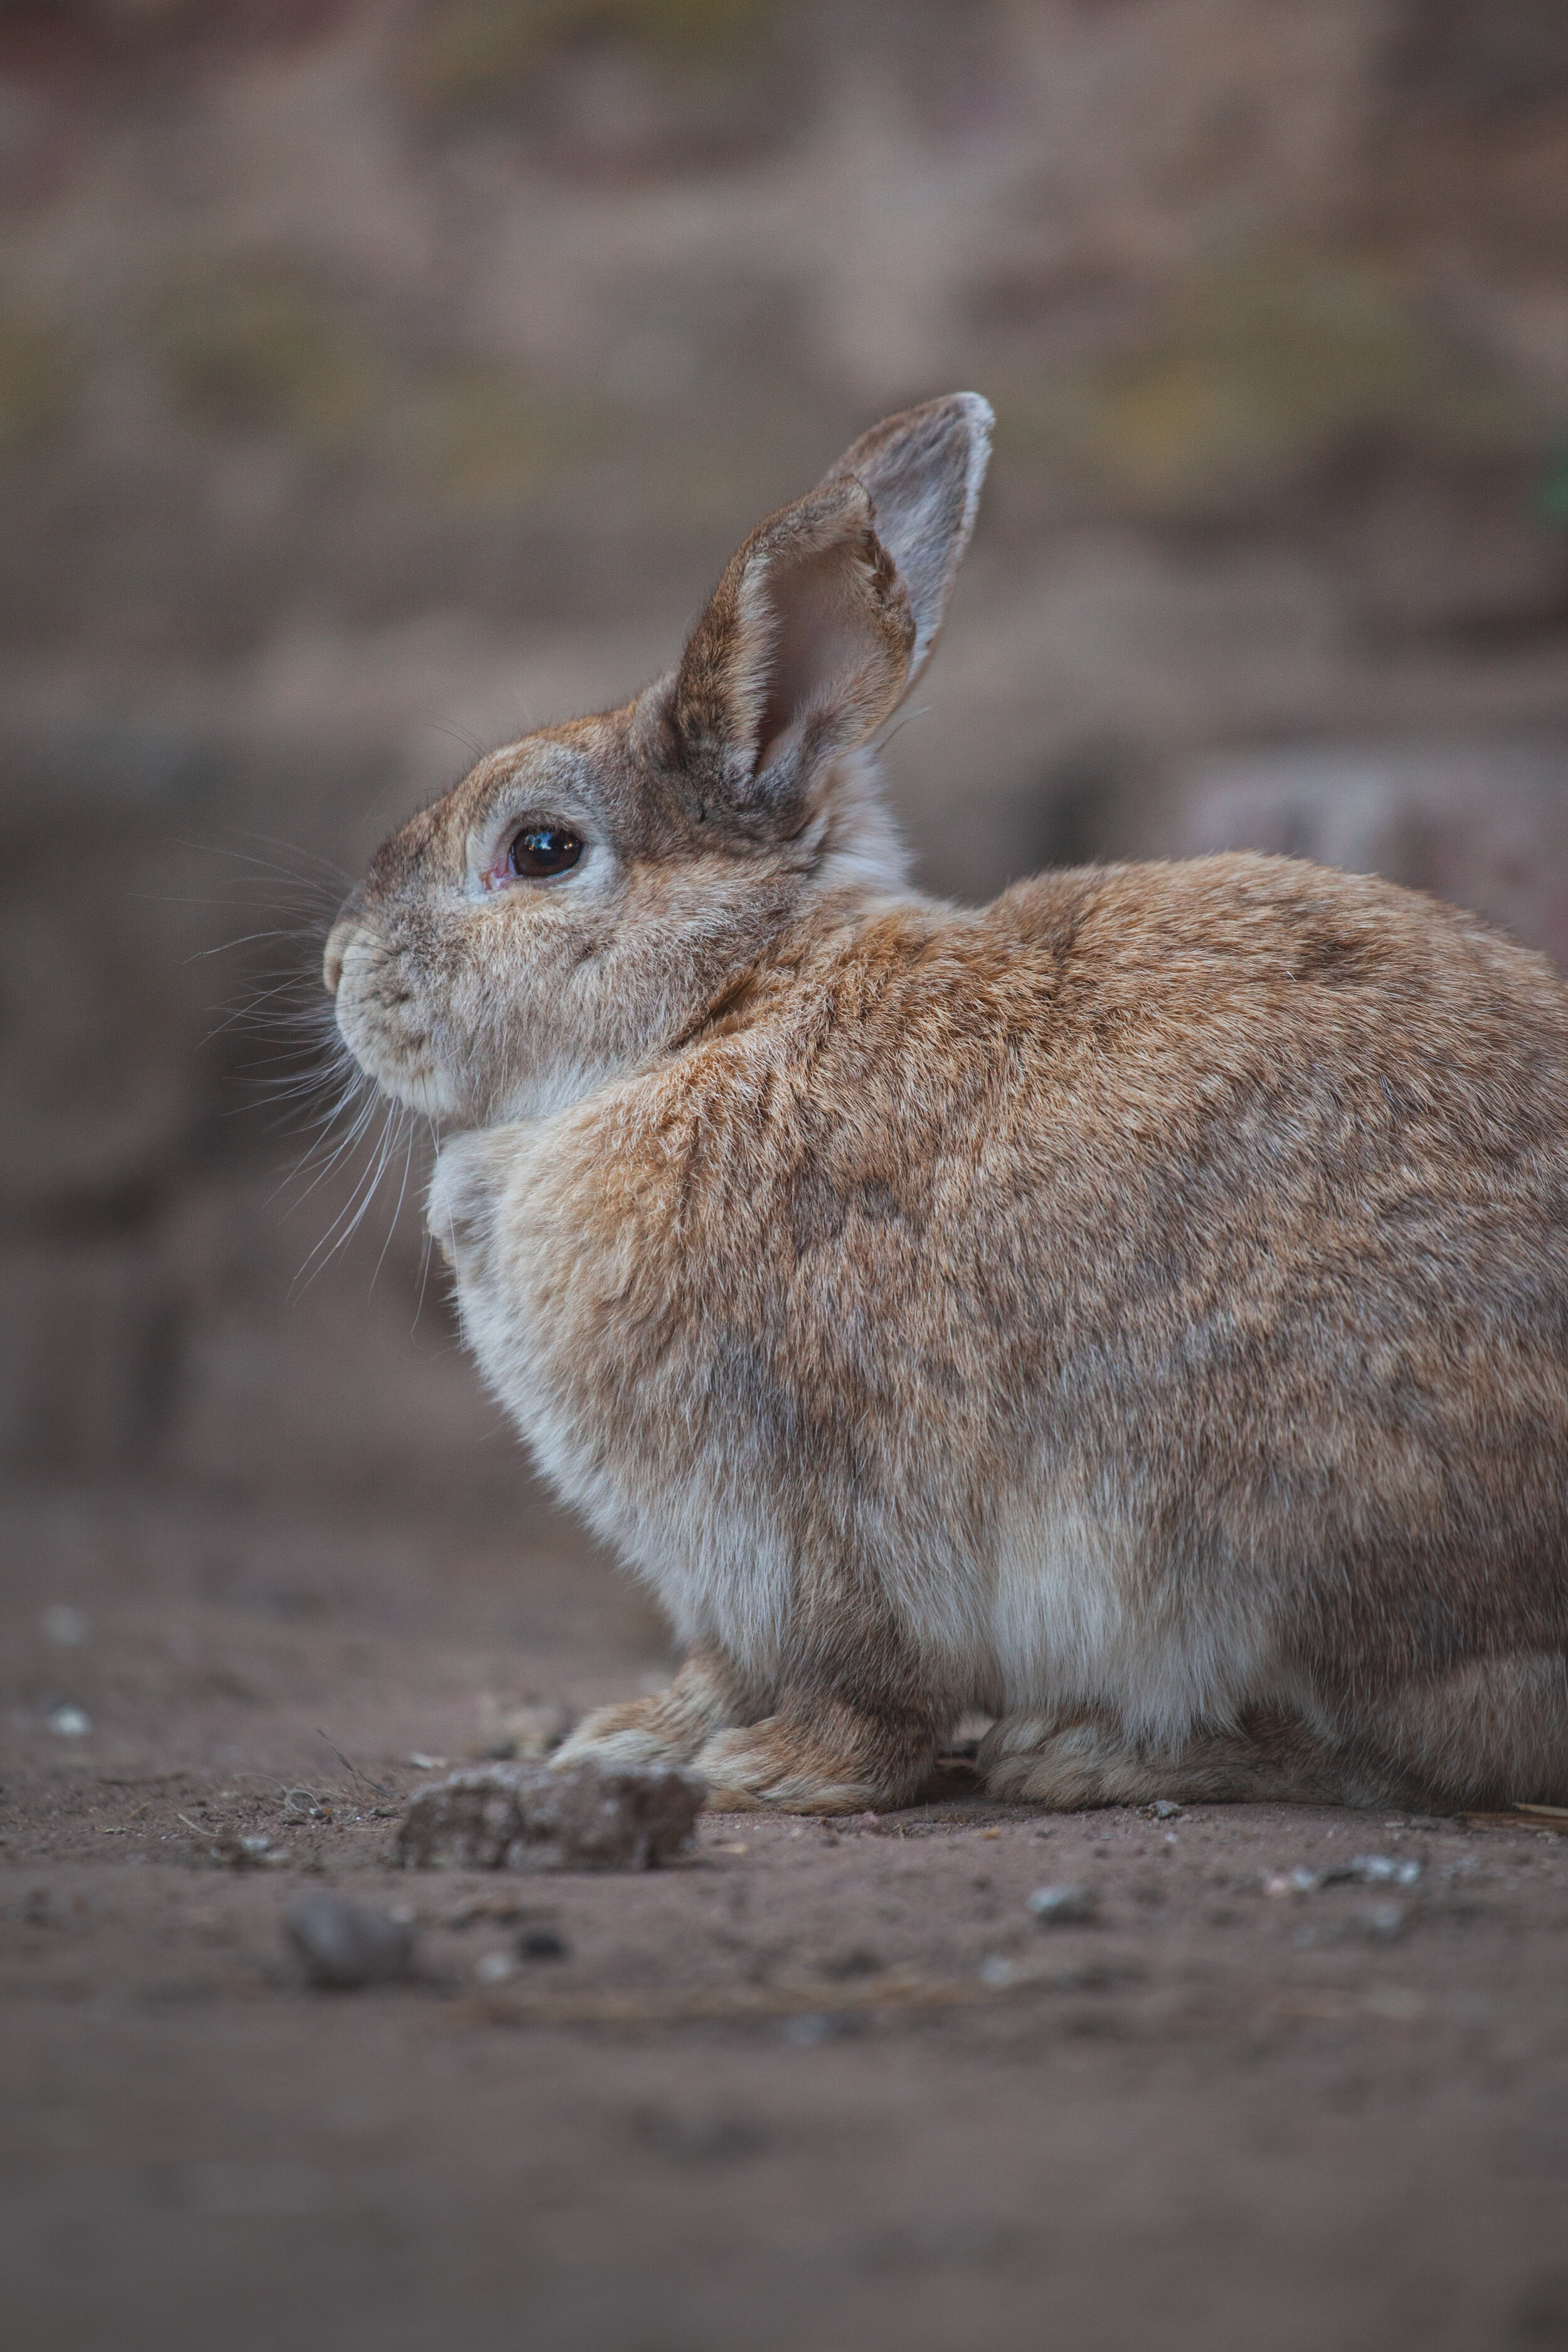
[{"left": 1, "top": 0, "right": 1565, "bottom": 1500}]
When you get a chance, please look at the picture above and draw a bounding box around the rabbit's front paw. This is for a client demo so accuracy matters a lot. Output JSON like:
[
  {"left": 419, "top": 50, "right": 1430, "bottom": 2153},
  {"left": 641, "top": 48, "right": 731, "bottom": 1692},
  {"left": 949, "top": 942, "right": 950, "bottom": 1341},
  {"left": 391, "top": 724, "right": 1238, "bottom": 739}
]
[
  {"left": 693, "top": 1715, "right": 930, "bottom": 1816},
  {"left": 551, "top": 1647, "right": 760, "bottom": 1773},
  {"left": 425, "top": 1130, "right": 507, "bottom": 1282},
  {"left": 551, "top": 1701, "right": 689, "bottom": 1771}
]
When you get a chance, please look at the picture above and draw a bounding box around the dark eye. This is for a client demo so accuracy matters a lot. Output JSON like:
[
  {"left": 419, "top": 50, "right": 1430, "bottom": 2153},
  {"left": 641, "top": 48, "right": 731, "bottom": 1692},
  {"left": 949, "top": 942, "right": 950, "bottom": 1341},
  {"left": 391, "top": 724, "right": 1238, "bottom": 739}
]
[{"left": 508, "top": 821, "right": 584, "bottom": 880}]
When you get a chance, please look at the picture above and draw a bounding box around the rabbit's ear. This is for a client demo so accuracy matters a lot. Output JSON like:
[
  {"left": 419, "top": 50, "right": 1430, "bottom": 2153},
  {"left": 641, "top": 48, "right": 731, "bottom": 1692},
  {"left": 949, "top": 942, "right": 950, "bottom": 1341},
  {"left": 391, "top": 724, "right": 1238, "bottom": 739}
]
[
  {"left": 822, "top": 391, "right": 992, "bottom": 691},
  {"left": 668, "top": 474, "right": 917, "bottom": 835}
]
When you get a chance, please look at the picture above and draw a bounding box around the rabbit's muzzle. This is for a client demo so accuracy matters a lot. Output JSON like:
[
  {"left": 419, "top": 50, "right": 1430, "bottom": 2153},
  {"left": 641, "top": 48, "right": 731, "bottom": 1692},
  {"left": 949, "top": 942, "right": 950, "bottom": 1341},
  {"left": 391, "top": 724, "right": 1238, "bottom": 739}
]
[{"left": 326, "top": 913, "right": 457, "bottom": 1118}]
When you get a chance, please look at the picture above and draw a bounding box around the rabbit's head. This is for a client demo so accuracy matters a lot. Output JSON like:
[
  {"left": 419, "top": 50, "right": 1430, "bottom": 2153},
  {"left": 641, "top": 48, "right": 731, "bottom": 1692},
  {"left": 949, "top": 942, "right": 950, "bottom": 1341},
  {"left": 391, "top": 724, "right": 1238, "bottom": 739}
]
[{"left": 325, "top": 393, "right": 992, "bottom": 1126}]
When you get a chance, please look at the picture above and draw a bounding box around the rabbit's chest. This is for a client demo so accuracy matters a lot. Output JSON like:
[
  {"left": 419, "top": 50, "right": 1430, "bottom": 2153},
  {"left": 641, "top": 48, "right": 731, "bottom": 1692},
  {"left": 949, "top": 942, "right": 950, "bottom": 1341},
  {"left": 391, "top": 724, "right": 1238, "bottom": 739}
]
[{"left": 435, "top": 1118, "right": 807, "bottom": 1644}]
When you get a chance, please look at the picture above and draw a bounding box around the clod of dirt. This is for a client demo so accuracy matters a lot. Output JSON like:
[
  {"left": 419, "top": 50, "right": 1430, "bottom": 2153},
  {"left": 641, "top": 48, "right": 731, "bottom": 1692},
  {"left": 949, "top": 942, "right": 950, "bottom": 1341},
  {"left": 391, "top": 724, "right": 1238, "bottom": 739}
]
[
  {"left": 396, "top": 1759, "right": 706, "bottom": 1873},
  {"left": 1026, "top": 1882, "right": 1097, "bottom": 1924},
  {"left": 283, "top": 1892, "right": 416, "bottom": 1989}
]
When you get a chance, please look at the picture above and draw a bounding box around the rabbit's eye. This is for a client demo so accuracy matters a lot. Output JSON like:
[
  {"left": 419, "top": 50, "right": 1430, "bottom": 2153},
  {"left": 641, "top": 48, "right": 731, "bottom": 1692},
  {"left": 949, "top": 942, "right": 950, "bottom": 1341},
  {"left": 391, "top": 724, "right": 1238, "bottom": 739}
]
[{"left": 508, "top": 822, "right": 583, "bottom": 880}]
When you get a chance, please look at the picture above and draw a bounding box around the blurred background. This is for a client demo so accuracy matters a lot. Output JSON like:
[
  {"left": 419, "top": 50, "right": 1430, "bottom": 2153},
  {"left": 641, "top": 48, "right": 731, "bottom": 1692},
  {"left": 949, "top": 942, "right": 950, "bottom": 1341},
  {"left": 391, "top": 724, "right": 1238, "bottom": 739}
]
[{"left": 2, "top": 0, "right": 1566, "bottom": 1522}]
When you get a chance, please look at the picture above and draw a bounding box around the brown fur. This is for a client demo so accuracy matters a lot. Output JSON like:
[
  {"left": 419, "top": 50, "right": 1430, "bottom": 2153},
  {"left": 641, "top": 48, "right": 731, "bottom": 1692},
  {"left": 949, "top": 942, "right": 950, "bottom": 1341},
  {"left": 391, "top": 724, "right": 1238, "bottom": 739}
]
[{"left": 326, "top": 394, "right": 1568, "bottom": 1815}]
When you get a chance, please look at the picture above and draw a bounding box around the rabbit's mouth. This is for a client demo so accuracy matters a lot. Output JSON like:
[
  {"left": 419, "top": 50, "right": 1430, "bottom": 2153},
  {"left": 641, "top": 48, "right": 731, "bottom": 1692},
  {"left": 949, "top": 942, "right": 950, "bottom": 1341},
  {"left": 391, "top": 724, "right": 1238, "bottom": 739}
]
[
  {"left": 337, "top": 998, "right": 452, "bottom": 1120},
  {"left": 327, "top": 919, "right": 465, "bottom": 1121}
]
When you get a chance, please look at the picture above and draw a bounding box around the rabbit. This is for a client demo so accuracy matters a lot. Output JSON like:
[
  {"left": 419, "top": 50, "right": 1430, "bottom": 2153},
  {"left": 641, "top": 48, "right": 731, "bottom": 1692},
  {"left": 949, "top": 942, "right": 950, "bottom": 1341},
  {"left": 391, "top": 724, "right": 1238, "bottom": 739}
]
[{"left": 325, "top": 392, "right": 1568, "bottom": 1816}]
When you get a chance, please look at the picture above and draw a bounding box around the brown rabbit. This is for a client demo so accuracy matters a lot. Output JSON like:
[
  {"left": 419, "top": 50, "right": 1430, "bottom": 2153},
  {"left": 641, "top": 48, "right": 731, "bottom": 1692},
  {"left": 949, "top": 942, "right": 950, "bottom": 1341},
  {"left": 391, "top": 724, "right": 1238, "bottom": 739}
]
[{"left": 326, "top": 393, "right": 1568, "bottom": 1814}]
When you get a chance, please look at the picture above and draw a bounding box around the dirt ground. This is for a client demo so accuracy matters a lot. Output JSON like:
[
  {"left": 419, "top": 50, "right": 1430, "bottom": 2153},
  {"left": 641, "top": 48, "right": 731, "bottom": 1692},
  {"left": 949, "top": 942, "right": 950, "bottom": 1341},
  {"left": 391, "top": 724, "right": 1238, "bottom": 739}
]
[{"left": 4, "top": 1475, "right": 1568, "bottom": 2352}]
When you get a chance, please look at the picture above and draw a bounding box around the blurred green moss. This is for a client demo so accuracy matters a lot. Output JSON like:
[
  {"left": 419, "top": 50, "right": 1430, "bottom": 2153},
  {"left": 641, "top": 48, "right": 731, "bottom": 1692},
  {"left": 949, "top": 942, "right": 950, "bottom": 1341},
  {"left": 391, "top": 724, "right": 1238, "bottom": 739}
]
[
  {"left": 147, "top": 261, "right": 375, "bottom": 445},
  {"left": 405, "top": 0, "right": 776, "bottom": 109},
  {"left": 401, "top": 358, "right": 615, "bottom": 497},
  {"left": 0, "top": 314, "right": 79, "bottom": 454},
  {"left": 142, "top": 248, "right": 618, "bottom": 506},
  {"left": 1042, "top": 256, "right": 1539, "bottom": 511},
  {"left": 1541, "top": 451, "right": 1568, "bottom": 524}
]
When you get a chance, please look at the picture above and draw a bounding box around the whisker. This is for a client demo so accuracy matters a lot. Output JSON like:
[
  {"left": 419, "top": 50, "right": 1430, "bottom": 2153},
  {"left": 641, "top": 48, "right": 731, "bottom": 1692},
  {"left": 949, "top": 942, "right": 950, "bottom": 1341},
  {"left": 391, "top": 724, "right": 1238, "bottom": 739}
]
[
  {"left": 371, "top": 1116, "right": 418, "bottom": 1294},
  {"left": 425, "top": 718, "right": 486, "bottom": 761}
]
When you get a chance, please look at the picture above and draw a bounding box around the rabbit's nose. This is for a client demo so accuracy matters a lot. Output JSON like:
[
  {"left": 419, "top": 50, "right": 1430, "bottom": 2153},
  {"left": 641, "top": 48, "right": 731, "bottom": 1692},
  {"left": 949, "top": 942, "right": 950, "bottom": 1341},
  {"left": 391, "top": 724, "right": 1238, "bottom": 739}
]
[{"left": 322, "top": 916, "right": 356, "bottom": 997}]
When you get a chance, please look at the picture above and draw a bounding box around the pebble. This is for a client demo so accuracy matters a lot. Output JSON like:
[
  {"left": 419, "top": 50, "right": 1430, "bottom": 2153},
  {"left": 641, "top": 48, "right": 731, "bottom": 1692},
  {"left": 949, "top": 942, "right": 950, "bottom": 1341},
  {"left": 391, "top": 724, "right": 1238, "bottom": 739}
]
[
  {"left": 475, "top": 1949, "right": 519, "bottom": 1984},
  {"left": 397, "top": 1758, "right": 706, "bottom": 1873},
  {"left": 1145, "top": 1799, "right": 1183, "bottom": 1820},
  {"left": 283, "top": 1893, "right": 416, "bottom": 1990},
  {"left": 1026, "top": 1882, "right": 1097, "bottom": 1924},
  {"left": 46, "top": 1704, "right": 91, "bottom": 1739}
]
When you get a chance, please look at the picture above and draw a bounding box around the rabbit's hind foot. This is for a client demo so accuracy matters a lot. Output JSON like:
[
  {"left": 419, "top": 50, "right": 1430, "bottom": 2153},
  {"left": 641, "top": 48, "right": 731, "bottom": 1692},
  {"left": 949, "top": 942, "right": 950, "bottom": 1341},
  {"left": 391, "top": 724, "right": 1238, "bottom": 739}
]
[
  {"left": 978, "top": 1708, "right": 1365, "bottom": 1810},
  {"left": 694, "top": 1700, "right": 935, "bottom": 1814}
]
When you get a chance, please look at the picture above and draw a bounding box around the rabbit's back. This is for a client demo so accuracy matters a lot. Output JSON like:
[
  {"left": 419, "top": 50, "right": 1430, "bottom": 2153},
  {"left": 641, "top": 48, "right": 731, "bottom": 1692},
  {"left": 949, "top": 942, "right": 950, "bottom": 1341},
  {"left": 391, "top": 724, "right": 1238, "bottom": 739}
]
[{"left": 450, "top": 852, "right": 1568, "bottom": 1718}]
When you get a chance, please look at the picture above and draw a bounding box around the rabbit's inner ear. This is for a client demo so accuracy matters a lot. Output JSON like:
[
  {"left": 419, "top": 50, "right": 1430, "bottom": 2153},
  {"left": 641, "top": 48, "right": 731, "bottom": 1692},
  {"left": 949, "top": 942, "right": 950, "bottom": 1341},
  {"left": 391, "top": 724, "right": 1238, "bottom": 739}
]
[
  {"left": 751, "top": 538, "right": 897, "bottom": 777},
  {"left": 670, "top": 478, "right": 914, "bottom": 834},
  {"left": 822, "top": 391, "right": 993, "bottom": 691}
]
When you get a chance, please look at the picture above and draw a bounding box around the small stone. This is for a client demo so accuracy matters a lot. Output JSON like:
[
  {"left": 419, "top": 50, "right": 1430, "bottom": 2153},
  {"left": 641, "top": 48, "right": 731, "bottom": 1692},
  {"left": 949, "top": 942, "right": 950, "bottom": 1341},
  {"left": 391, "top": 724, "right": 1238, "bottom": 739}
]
[
  {"left": 283, "top": 1893, "right": 416, "bottom": 1990},
  {"left": 519, "top": 1925, "right": 568, "bottom": 1960},
  {"left": 396, "top": 1758, "right": 706, "bottom": 1873},
  {"left": 1026, "top": 1882, "right": 1097, "bottom": 1924},
  {"left": 1357, "top": 1900, "right": 1409, "bottom": 1941},
  {"left": 46, "top": 1704, "right": 91, "bottom": 1739},
  {"left": 819, "top": 1945, "right": 882, "bottom": 1980},
  {"left": 1145, "top": 1799, "right": 1183, "bottom": 1820},
  {"left": 475, "top": 1949, "right": 519, "bottom": 1984}
]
